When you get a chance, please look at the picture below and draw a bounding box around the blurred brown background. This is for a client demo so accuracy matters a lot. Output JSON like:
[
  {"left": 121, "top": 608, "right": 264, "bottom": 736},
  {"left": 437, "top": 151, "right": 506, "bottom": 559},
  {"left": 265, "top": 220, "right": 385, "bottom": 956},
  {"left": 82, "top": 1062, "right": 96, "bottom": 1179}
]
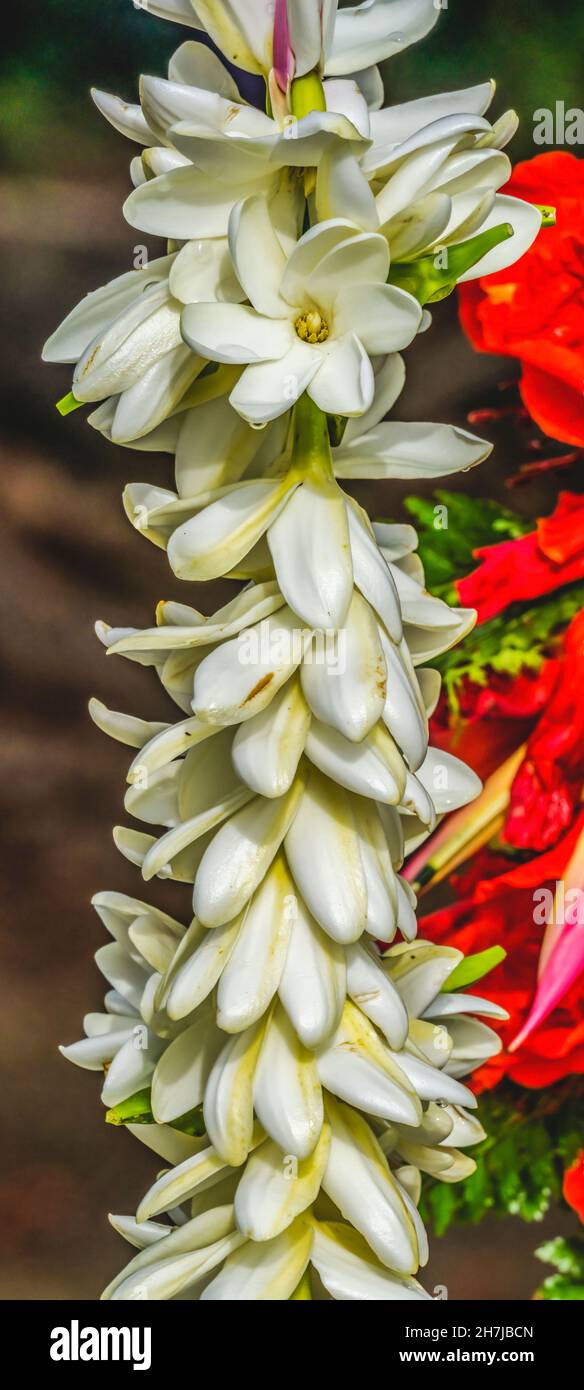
[{"left": 1, "top": 0, "right": 581, "bottom": 1299}]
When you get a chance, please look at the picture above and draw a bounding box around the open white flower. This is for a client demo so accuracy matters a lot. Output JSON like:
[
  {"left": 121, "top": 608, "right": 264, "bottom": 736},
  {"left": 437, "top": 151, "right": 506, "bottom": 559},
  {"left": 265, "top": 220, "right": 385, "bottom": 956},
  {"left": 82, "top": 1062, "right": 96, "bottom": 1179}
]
[
  {"left": 97, "top": 40, "right": 368, "bottom": 248},
  {"left": 181, "top": 195, "right": 422, "bottom": 423}
]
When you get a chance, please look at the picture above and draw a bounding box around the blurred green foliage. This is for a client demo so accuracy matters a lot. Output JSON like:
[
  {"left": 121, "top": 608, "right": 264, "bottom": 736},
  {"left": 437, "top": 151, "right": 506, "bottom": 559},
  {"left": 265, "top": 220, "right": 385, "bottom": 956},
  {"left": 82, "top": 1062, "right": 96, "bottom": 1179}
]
[
  {"left": 421, "top": 1080, "right": 584, "bottom": 1236},
  {"left": 3, "top": 0, "right": 583, "bottom": 174}
]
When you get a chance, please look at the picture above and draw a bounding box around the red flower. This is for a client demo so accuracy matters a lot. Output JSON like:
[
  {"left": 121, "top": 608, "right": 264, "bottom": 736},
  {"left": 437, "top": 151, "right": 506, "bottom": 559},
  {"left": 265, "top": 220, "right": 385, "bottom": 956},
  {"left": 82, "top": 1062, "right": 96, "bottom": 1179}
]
[
  {"left": 420, "top": 814, "right": 584, "bottom": 1092},
  {"left": 456, "top": 491, "right": 584, "bottom": 623},
  {"left": 459, "top": 152, "right": 584, "bottom": 447},
  {"left": 501, "top": 614, "right": 584, "bottom": 850},
  {"left": 430, "top": 611, "right": 584, "bottom": 852},
  {"left": 563, "top": 1152, "right": 584, "bottom": 1223}
]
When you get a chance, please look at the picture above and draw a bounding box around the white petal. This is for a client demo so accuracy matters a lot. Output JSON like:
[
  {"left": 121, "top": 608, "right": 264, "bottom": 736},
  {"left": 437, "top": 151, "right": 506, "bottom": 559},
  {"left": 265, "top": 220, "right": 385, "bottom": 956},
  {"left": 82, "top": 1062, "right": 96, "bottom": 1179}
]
[
  {"left": 229, "top": 195, "right": 288, "bottom": 317},
  {"left": 194, "top": 776, "right": 305, "bottom": 927},
  {"left": 284, "top": 771, "right": 367, "bottom": 943},
  {"left": 369, "top": 81, "right": 495, "bottom": 147},
  {"left": 193, "top": 607, "right": 305, "bottom": 725},
  {"left": 458, "top": 193, "right": 543, "bottom": 281},
  {"left": 342, "top": 353, "right": 406, "bottom": 443},
  {"left": 307, "top": 232, "right": 390, "bottom": 314},
  {"left": 346, "top": 942, "right": 408, "bottom": 1049},
  {"left": 169, "top": 237, "right": 242, "bottom": 305},
  {"left": 231, "top": 676, "right": 310, "bottom": 798},
  {"left": 204, "top": 1022, "right": 266, "bottom": 1166},
  {"left": 235, "top": 1128, "right": 330, "bottom": 1242},
  {"left": 383, "top": 940, "right": 462, "bottom": 1015},
  {"left": 312, "top": 1222, "right": 430, "bottom": 1300},
  {"left": 346, "top": 502, "right": 402, "bottom": 641},
  {"left": 124, "top": 165, "right": 269, "bottom": 240},
  {"left": 42, "top": 258, "right": 172, "bottom": 364},
  {"left": 305, "top": 720, "right": 406, "bottom": 805},
  {"left": 268, "top": 476, "right": 353, "bottom": 629},
  {"left": 326, "top": 0, "right": 440, "bottom": 76},
  {"left": 323, "top": 1099, "right": 419, "bottom": 1273},
  {"left": 278, "top": 899, "right": 346, "bottom": 1049},
  {"left": 136, "top": 1146, "right": 231, "bottom": 1222},
  {"left": 164, "top": 917, "right": 242, "bottom": 1021},
  {"left": 253, "top": 1004, "right": 323, "bottom": 1159},
  {"left": 111, "top": 345, "right": 204, "bottom": 444},
  {"left": 316, "top": 143, "right": 379, "bottom": 228},
  {"left": 230, "top": 340, "right": 320, "bottom": 424},
  {"left": 150, "top": 1010, "right": 223, "bottom": 1123},
  {"left": 379, "top": 629, "right": 428, "bottom": 771},
  {"left": 334, "top": 420, "right": 492, "bottom": 479},
  {"left": 217, "top": 856, "right": 294, "bottom": 1032},
  {"left": 201, "top": 1218, "right": 313, "bottom": 1301},
  {"left": 391, "top": 1050, "right": 477, "bottom": 1108},
  {"left": 318, "top": 1004, "right": 421, "bottom": 1127},
  {"left": 167, "top": 478, "right": 296, "bottom": 581},
  {"left": 335, "top": 282, "right": 422, "bottom": 354},
  {"left": 181, "top": 301, "right": 293, "bottom": 364},
  {"left": 91, "top": 88, "right": 155, "bottom": 144},
  {"left": 309, "top": 332, "right": 374, "bottom": 417},
  {"left": 424, "top": 993, "right": 509, "bottom": 1023},
  {"left": 106, "top": 1223, "right": 242, "bottom": 1302},
  {"left": 281, "top": 219, "right": 360, "bottom": 308},
  {"left": 168, "top": 41, "right": 242, "bottom": 100},
  {"left": 416, "top": 746, "right": 481, "bottom": 813},
  {"left": 101, "top": 1034, "right": 162, "bottom": 1109},
  {"left": 301, "top": 590, "right": 386, "bottom": 742}
]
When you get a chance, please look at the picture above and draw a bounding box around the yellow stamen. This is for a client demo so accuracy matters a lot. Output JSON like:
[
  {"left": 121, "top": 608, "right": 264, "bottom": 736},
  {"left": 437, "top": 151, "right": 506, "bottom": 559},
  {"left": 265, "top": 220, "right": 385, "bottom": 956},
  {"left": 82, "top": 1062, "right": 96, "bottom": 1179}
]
[{"left": 295, "top": 309, "right": 329, "bottom": 345}]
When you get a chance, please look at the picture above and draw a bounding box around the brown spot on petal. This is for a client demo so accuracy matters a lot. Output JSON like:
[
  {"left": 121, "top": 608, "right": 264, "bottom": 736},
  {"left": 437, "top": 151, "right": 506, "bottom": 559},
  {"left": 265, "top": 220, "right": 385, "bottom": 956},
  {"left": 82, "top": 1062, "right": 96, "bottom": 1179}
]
[{"left": 242, "top": 673, "right": 274, "bottom": 704}]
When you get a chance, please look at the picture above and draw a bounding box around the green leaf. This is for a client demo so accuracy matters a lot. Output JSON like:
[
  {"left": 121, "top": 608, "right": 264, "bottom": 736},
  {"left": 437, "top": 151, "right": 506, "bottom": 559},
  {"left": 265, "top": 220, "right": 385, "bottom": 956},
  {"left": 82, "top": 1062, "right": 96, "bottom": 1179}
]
[
  {"left": 403, "top": 490, "right": 529, "bottom": 595},
  {"left": 56, "top": 390, "right": 83, "bottom": 416},
  {"left": 388, "top": 224, "right": 513, "bottom": 305},
  {"left": 444, "top": 946, "right": 507, "bottom": 993}
]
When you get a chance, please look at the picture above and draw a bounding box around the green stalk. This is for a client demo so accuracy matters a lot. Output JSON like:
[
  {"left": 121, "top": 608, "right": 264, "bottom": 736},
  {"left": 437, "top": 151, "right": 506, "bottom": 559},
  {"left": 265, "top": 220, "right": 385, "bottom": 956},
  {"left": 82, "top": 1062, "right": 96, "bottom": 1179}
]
[
  {"left": 290, "top": 71, "right": 326, "bottom": 119},
  {"left": 290, "top": 393, "right": 334, "bottom": 480}
]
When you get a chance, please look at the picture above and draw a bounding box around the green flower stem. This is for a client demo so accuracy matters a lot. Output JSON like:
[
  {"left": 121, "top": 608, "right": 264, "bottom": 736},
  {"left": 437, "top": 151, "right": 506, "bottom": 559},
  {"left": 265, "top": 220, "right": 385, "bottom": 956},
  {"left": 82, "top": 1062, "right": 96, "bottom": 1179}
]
[
  {"left": 56, "top": 390, "right": 83, "bottom": 416},
  {"left": 290, "top": 393, "right": 334, "bottom": 481},
  {"left": 388, "top": 223, "right": 514, "bottom": 305},
  {"left": 290, "top": 71, "right": 326, "bottom": 119}
]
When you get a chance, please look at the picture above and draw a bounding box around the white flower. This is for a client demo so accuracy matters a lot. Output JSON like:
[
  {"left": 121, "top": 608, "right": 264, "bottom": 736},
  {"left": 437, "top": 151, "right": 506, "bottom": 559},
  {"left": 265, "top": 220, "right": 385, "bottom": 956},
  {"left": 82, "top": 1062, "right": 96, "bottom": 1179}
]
[
  {"left": 316, "top": 80, "right": 543, "bottom": 281},
  {"left": 96, "top": 41, "right": 368, "bottom": 247},
  {"left": 49, "top": 0, "right": 519, "bottom": 1302},
  {"left": 92, "top": 933, "right": 501, "bottom": 1300},
  {"left": 42, "top": 250, "right": 244, "bottom": 444},
  {"left": 181, "top": 195, "right": 422, "bottom": 423},
  {"left": 93, "top": 525, "right": 481, "bottom": 945},
  {"left": 144, "top": 1, "right": 441, "bottom": 85}
]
